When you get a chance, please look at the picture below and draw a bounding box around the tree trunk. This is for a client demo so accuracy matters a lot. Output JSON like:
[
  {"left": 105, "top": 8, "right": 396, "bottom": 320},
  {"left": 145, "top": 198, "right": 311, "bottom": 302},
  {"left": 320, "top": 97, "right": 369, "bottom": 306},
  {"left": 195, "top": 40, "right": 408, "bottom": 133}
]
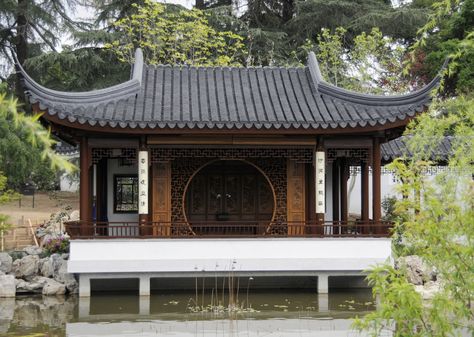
[
  {"left": 15, "top": 0, "right": 29, "bottom": 104},
  {"left": 282, "top": 0, "right": 294, "bottom": 23},
  {"left": 195, "top": 0, "right": 205, "bottom": 9}
]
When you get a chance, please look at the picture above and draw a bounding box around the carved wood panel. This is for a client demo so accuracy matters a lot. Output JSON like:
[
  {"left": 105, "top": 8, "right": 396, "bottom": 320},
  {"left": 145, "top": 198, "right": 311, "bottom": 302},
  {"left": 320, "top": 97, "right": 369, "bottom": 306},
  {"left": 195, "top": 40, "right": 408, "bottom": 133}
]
[
  {"left": 185, "top": 161, "right": 273, "bottom": 224},
  {"left": 287, "top": 160, "right": 306, "bottom": 235},
  {"left": 152, "top": 162, "right": 171, "bottom": 236}
]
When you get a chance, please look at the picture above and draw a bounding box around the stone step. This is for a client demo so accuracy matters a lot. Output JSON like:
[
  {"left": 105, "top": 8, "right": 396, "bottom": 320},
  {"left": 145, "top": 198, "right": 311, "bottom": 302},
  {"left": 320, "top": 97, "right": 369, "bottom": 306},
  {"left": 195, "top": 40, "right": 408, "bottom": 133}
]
[{"left": 1, "top": 226, "right": 36, "bottom": 250}]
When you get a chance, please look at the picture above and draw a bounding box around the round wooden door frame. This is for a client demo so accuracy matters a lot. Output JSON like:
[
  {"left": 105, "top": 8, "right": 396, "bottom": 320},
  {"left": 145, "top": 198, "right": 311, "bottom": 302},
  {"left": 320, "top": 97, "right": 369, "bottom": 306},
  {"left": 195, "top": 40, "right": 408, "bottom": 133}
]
[{"left": 181, "top": 158, "right": 277, "bottom": 235}]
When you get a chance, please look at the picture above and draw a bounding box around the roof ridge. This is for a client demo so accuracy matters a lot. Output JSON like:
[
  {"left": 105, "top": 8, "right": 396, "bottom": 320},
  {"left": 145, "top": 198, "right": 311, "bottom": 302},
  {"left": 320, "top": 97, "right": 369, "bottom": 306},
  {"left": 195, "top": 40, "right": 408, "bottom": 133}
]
[{"left": 144, "top": 63, "right": 306, "bottom": 71}]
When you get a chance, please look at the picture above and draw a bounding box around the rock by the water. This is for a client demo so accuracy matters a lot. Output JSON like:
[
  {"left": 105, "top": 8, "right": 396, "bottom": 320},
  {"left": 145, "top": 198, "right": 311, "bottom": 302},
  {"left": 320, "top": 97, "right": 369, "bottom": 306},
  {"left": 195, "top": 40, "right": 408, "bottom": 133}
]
[
  {"left": 23, "top": 245, "right": 43, "bottom": 256},
  {"left": 0, "top": 252, "right": 13, "bottom": 273},
  {"left": 0, "top": 275, "right": 16, "bottom": 297},
  {"left": 50, "top": 254, "right": 64, "bottom": 274},
  {"left": 53, "top": 259, "right": 77, "bottom": 293},
  {"left": 12, "top": 255, "right": 39, "bottom": 280},
  {"left": 396, "top": 255, "right": 435, "bottom": 285},
  {"left": 42, "top": 278, "right": 66, "bottom": 296},
  {"left": 15, "top": 276, "right": 49, "bottom": 294},
  {"left": 415, "top": 281, "right": 441, "bottom": 300},
  {"left": 39, "top": 257, "right": 53, "bottom": 278}
]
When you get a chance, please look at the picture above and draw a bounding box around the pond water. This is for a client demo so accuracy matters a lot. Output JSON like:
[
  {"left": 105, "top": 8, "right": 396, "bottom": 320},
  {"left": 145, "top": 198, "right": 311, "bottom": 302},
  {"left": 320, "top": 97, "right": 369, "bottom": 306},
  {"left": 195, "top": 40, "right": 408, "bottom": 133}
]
[{"left": 0, "top": 290, "right": 390, "bottom": 337}]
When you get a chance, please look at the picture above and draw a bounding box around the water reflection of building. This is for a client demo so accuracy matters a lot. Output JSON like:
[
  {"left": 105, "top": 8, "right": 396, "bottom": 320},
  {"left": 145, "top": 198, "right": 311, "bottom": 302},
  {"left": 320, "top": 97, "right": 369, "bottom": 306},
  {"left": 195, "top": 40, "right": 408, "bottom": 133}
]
[
  {"left": 66, "top": 319, "right": 391, "bottom": 337},
  {"left": 18, "top": 49, "right": 440, "bottom": 296}
]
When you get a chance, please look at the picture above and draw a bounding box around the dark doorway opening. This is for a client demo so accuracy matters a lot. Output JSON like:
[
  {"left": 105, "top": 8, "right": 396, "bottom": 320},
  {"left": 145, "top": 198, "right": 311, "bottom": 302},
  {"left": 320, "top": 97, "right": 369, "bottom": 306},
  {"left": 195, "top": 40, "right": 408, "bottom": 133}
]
[{"left": 185, "top": 160, "right": 274, "bottom": 235}]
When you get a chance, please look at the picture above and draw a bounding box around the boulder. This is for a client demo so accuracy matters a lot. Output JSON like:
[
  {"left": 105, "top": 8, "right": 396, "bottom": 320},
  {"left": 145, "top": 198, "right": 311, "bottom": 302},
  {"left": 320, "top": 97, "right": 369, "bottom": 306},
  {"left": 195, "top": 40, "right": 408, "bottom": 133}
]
[
  {"left": 69, "top": 210, "right": 80, "bottom": 221},
  {"left": 15, "top": 276, "right": 49, "bottom": 294},
  {"left": 415, "top": 281, "right": 441, "bottom": 300},
  {"left": 9, "top": 251, "right": 26, "bottom": 261},
  {"left": 37, "top": 230, "right": 51, "bottom": 241},
  {"left": 50, "top": 254, "right": 64, "bottom": 274},
  {"left": 0, "top": 275, "right": 16, "bottom": 297},
  {"left": 42, "top": 278, "right": 66, "bottom": 296},
  {"left": 23, "top": 245, "right": 43, "bottom": 256},
  {"left": 53, "top": 259, "right": 78, "bottom": 293},
  {"left": 396, "top": 255, "right": 434, "bottom": 285},
  {"left": 12, "top": 255, "right": 39, "bottom": 280},
  {"left": 39, "top": 257, "right": 53, "bottom": 278},
  {"left": 0, "top": 253, "right": 12, "bottom": 273}
]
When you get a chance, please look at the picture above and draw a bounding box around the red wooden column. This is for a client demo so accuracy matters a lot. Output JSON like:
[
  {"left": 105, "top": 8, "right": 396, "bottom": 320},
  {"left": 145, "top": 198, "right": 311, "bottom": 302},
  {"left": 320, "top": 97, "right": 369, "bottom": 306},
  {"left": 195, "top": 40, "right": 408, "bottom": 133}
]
[
  {"left": 138, "top": 137, "right": 150, "bottom": 235},
  {"left": 306, "top": 163, "right": 316, "bottom": 233},
  {"left": 332, "top": 159, "right": 340, "bottom": 224},
  {"left": 340, "top": 158, "right": 349, "bottom": 230},
  {"left": 79, "top": 136, "right": 91, "bottom": 236},
  {"left": 361, "top": 161, "right": 370, "bottom": 234},
  {"left": 372, "top": 138, "right": 382, "bottom": 234}
]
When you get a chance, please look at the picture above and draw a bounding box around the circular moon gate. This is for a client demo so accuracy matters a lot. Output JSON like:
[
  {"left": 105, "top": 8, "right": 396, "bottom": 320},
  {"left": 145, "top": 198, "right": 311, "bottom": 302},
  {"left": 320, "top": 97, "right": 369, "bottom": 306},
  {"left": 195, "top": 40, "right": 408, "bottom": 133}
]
[{"left": 184, "top": 160, "right": 275, "bottom": 236}]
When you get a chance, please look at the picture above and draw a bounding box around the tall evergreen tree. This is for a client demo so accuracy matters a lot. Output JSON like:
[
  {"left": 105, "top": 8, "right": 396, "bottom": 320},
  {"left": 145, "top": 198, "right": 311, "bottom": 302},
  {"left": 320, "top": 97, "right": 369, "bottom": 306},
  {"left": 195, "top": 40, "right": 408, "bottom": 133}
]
[
  {"left": 409, "top": 0, "right": 474, "bottom": 94},
  {"left": 0, "top": 0, "right": 87, "bottom": 99}
]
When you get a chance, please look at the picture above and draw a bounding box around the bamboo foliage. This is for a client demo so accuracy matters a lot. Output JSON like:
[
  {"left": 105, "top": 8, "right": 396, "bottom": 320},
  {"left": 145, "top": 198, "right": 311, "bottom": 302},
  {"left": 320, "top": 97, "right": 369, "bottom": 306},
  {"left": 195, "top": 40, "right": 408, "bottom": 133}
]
[
  {"left": 354, "top": 97, "right": 474, "bottom": 336},
  {"left": 0, "top": 93, "right": 75, "bottom": 173}
]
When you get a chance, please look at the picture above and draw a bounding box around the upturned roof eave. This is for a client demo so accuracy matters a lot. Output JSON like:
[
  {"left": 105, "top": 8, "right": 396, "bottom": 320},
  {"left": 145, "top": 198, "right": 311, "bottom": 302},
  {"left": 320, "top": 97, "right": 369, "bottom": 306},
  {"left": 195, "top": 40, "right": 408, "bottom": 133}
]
[
  {"left": 19, "top": 49, "right": 440, "bottom": 132},
  {"left": 306, "top": 52, "right": 442, "bottom": 106}
]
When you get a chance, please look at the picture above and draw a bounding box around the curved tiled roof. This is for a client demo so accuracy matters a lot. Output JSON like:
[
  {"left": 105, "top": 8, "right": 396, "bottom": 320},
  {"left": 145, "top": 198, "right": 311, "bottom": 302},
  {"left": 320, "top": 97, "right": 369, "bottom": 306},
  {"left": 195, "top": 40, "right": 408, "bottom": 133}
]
[
  {"left": 54, "top": 142, "right": 78, "bottom": 156},
  {"left": 19, "top": 49, "right": 440, "bottom": 131},
  {"left": 381, "top": 136, "right": 452, "bottom": 163}
]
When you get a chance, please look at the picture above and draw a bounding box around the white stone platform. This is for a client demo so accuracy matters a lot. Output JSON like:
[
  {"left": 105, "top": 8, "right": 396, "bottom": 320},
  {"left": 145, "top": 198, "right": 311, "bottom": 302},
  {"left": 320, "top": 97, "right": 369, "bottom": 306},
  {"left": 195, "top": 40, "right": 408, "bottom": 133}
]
[{"left": 68, "top": 238, "right": 392, "bottom": 296}]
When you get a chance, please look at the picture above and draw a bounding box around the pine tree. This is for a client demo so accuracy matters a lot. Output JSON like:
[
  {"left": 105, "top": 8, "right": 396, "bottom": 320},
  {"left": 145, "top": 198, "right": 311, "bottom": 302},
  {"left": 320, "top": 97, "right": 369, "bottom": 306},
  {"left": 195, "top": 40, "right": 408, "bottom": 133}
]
[{"left": 0, "top": 0, "right": 87, "bottom": 99}]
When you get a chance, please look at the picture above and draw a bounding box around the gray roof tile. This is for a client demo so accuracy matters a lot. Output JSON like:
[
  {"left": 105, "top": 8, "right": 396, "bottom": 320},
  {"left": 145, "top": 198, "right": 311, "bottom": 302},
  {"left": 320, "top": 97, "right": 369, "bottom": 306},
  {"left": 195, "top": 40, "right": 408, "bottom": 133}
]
[
  {"left": 19, "top": 49, "right": 441, "bottom": 131},
  {"left": 381, "top": 136, "right": 452, "bottom": 163}
]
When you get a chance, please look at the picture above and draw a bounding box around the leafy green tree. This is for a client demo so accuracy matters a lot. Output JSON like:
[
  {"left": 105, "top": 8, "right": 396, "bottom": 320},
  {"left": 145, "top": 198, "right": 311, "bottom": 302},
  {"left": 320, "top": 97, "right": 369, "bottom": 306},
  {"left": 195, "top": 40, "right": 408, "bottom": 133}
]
[
  {"left": 354, "top": 97, "right": 474, "bottom": 336},
  {"left": 408, "top": 0, "right": 474, "bottom": 94},
  {"left": 106, "top": 0, "right": 246, "bottom": 66},
  {"left": 24, "top": 47, "right": 129, "bottom": 91},
  {"left": 353, "top": 2, "right": 474, "bottom": 334},
  {"left": 0, "top": 113, "right": 57, "bottom": 190},
  {"left": 308, "top": 27, "right": 410, "bottom": 94},
  {"left": 353, "top": 2, "right": 474, "bottom": 332},
  {"left": 0, "top": 92, "right": 75, "bottom": 236},
  {"left": 0, "top": 171, "right": 17, "bottom": 233},
  {"left": 286, "top": 0, "right": 428, "bottom": 47},
  {"left": 0, "top": 0, "right": 88, "bottom": 98},
  {"left": 195, "top": 0, "right": 232, "bottom": 10},
  {"left": 0, "top": 92, "right": 74, "bottom": 174},
  {"left": 90, "top": 0, "right": 146, "bottom": 27}
]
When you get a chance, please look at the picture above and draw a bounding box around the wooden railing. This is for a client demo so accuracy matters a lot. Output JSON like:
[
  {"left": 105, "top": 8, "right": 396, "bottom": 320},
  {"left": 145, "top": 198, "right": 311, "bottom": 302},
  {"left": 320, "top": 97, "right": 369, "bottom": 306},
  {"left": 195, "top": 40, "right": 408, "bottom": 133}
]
[{"left": 64, "top": 220, "right": 392, "bottom": 239}]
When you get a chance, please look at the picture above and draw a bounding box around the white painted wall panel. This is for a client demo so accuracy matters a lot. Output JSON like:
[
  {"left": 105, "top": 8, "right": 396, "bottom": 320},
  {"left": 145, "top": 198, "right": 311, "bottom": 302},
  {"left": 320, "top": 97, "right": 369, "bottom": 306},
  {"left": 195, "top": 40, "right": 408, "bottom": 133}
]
[{"left": 68, "top": 238, "right": 392, "bottom": 274}]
